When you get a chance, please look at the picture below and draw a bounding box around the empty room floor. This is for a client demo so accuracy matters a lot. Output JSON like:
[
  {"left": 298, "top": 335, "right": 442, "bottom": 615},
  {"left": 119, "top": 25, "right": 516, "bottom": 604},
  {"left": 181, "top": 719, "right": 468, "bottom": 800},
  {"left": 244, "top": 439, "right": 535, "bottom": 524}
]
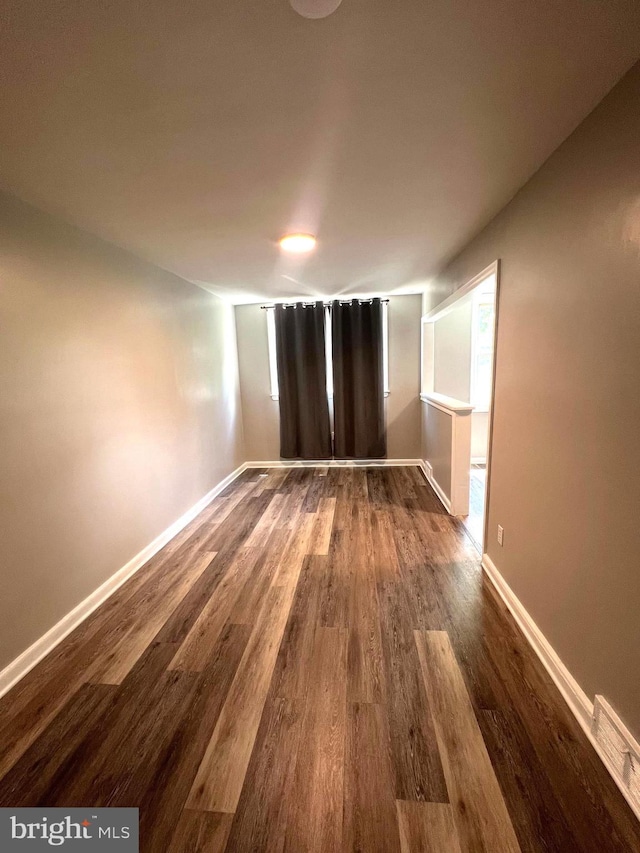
[
  {"left": 0, "top": 467, "right": 638, "bottom": 852},
  {"left": 463, "top": 465, "right": 486, "bottom": 550}
]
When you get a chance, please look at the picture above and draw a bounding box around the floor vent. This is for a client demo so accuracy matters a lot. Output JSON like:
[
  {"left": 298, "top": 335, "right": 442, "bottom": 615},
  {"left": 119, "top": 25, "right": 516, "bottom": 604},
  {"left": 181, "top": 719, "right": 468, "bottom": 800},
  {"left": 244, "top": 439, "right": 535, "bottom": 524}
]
[{"left": 592, "top": 695, "right": 640, "bottom": 816}]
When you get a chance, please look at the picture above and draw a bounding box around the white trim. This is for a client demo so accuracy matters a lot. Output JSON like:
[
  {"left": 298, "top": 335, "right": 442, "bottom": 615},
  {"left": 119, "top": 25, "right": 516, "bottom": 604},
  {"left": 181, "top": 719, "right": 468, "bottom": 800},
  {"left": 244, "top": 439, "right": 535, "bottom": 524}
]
[
  {"left": 382, "top": 301, "right": 390, "bottom": 395},
  {"left": 419, "top": 460, "right": 452, "bottom": 513},
  {"left": 481, "top": 553, "right": 592, "bottom": 726},
  {"left": 471, "top": 456, "right": 487, "bottom": 466},
  {"left": 0, "top": 463, "right": 248, "bottom": 700},
  {"left": 422, "top": 260, "right": 499, "bottom": 323},
  {"left": 421, "top": 395, "right": 472, "bottom": 516},
  {"left": 266, "top": 306, "right": 279, "bottom": 400},
  {"left": 420, "top": 391, "right": 474, "bottom": 414},
  {"left": 482, "top": 553, "right": 640, "bottom": 822},
  {"left": 245, "top": 459, "right": 423, "bottom": 469},
  {"left": 592, "top": 696, "right": 640, "bottom": 817}
]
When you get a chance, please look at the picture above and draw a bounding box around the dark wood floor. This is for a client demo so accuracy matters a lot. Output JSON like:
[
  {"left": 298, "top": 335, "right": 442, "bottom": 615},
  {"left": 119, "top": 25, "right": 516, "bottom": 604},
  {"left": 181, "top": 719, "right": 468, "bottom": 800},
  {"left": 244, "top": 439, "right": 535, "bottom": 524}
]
[{"left": 0, "top": 467, "right": 638, "bottom": 852}]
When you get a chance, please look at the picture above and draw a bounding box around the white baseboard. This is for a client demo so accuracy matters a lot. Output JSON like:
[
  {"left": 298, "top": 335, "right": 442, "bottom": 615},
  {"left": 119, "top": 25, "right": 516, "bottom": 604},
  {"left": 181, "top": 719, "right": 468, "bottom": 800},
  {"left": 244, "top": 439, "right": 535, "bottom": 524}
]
[
  {"left": 245, "top": 458, "right": 423, "bottom": 468},
  {"left": 418, "top": 460, "right": 452, "bottom": 513},
  {"left": 482, "top": 553, "right": 640, "bottom": 822},
  {"left": 0, "top": 463, "right": 248, "bottom": 700},
  {"left": 481, "top": 553, "right": 592, "bottom": 726}
]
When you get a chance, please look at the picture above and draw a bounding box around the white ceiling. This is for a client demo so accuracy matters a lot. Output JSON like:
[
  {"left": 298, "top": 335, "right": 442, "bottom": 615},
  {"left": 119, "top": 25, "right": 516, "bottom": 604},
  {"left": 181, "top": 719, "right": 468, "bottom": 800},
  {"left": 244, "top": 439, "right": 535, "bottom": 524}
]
[{"left": 0, "top": 0, "right": 638, "bottom": 302}]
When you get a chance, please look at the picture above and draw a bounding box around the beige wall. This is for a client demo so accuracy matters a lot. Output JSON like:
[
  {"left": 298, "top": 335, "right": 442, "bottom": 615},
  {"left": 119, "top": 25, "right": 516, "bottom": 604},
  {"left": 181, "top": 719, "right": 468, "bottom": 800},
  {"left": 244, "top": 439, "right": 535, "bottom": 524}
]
[
  {"left": 234, "top": 303, "right": 281, "bottom": 462},
  {"left": 386, "top": 294, "right": 422, "bottom": 459},
  {"left": 0, "top": 193, "right": 244, "bottom": 672},
  {"left": 427, "top": 63, "right": 640, "bottom": 735},
  {"left": 236, "top": 294, "right": 422, "bottom": 461},
  {"left": 433, "top": 298, "right": 472, "bottom": 402}
]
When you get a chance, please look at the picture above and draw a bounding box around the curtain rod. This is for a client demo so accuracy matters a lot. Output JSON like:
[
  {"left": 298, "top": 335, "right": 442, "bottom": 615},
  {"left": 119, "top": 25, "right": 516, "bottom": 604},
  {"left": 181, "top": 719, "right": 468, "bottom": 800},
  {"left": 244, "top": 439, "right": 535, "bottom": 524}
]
[{"left": 260, "top": 299, "right": 389, "bottom": 309}]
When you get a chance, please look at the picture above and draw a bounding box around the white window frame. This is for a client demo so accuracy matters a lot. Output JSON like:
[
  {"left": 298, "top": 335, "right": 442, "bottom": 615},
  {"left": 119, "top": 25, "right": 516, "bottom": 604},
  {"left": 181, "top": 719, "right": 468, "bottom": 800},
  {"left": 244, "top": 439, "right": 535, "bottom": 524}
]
[
  {"left": 266, "top": 307, "right": 280, "bottom": 400},
  {"left": 267, "top": 302, "right": 389, "bottom": 400}
]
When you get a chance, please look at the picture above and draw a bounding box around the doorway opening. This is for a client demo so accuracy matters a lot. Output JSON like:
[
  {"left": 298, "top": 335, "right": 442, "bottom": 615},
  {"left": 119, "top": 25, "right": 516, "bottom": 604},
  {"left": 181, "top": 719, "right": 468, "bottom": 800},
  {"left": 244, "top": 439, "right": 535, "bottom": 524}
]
[
  {"left": 464, "top": 278, "right": 496, "bottom": 548},
  {"left": 420, "top": 261, "right": 499, "bottom": 552}
]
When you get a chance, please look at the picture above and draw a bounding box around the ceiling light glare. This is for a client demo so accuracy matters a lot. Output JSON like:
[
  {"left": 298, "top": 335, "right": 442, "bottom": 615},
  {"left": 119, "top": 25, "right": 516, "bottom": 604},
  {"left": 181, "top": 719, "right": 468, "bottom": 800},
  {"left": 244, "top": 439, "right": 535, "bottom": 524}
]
[
  {"left": 289, "top": 0, "right": 343, "bottom": 20},
  {"left": 279, "top": 233, "right": 317, "bottom": 253}
]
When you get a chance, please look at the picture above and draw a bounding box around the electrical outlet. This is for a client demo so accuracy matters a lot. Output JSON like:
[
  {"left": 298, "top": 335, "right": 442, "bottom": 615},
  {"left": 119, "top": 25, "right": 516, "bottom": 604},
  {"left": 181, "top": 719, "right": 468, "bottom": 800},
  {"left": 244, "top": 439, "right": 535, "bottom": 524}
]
[{"left": 497, "top": 525, "right": 504, "bottom": 546}]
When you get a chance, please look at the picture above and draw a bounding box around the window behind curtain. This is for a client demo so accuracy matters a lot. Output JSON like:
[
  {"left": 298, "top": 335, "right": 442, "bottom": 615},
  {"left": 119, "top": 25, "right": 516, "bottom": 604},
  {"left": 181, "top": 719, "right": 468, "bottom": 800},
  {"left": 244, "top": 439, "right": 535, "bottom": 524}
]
[{"left": 266, "top": 302, "right": 390, "bottom": 400}]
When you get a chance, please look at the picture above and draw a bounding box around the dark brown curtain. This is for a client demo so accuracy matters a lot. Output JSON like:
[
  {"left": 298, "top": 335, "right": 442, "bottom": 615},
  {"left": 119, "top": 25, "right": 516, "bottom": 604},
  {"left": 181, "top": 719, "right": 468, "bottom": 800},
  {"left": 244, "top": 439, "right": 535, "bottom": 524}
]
[
  {"left": 275, "top": 302, "right": 332, "bottom": 459},
  {"left": 332, "top": 298, "right": 386, "bottom": 459}
]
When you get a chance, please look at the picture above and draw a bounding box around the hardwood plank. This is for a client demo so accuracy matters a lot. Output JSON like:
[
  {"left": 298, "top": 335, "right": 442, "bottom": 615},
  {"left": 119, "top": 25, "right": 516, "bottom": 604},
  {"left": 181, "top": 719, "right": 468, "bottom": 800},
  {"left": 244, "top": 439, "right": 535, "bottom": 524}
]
[
  {"left": 87, "top": 551, "right": 215, "bottom": 684},
  {"left": 370, "top": 509, "right": 401, "bottom": 581},
  {"left": 224, "top": 480, "right": 311, "bottom": 635},
  {"left": 1, "top": 468, "right": 639, "bottom": 853},
  {"left": 414, "top": 630, "right": 521, "bottom": 853},
  {"left": 244, "top": 492, "right": 288, "bottom": 549},
  {"left": 199, "top": 490, "right": 275, "bottom": 554},
  {"left": 168, "top": 547, "right": 260, "bottom": 672},
  {"left": 317, "top": 539, "right": 353, "bottom": 628},
  {"left": 186, "top": 478, "right": 256, "bottom": 532},
  {"left": 185, "top": 561, "right": 304, "bottom": 812},
  {"left": 347, "top": 561, "right": 385, "bottom": 703},
  {"left": 301, "top": 472, "right": 325, "bottom": 512},
  {"left": 137, "top": 623, "right": 251, "bottom": 851},
  {"left": 153, "top": 491, "right": 280, "bottom": 646},
  {"left": 391, "top": 501, "right": 431, "bottom": 569},
  {"left": 388, "top": 465, "right": 419, "bottom": 501},
  {"left": 331, "top": 481, "right": 354, "bottom": 533},
  {"left": 343, "top": 702, "right": 402, "bottom": 853},
  {"left": 307, "top": 495, "right": 336, "bottom": 555},
  {"left": 227, "top": 528, "right": 289, "bottom": 624},
  {"left": 366, "top": 468, "right": 393, "bottom": 510},
  {"left": 0, "top": 529, "right": 222, "bottom": 775},
  {"left": 284, "top": 626, "right": 347, "bottom": 853},
  {"left": 477, "top": 708, "right": 576, "bottom": 853},
  {"left": 225, "top": 697, "right": 304, "bottom": 852},
  {"left": 153, "top": 551, "right": 237, "bottom": 644},
  {"left": 263, "top": 467, "right": 292, "bottom": 490},
  {"left": 0, "top": 684, "right": 115, "bottom": 806},
  {"left": 396, "top": 557, "right": 448, "bottom": 631},
  {"left": 378, "top": 581, "right": 448, "bottom": 802},
  {"left": 51, "top": 648, "right": 199, "bottom": 808},
  {"left": 269, "top": 555, "right": 324, "bottom": 700},
  {"left": 343, "top": 493, "right": 374, "bottom": 565},
  {"left": 396, "top": 801, "right": 462, "bottom": 853},
  {"left": 167, "top": 810, "right": 233, "bottom": 853},
  {"left": 30, "top": 641, "right": 184, "bottom": 806},
  {"left": 274, "top": 481, "right": 313, "bottom": 531},
  {"left": 271, "top": 511, "right": 315, "bottom": 587}
]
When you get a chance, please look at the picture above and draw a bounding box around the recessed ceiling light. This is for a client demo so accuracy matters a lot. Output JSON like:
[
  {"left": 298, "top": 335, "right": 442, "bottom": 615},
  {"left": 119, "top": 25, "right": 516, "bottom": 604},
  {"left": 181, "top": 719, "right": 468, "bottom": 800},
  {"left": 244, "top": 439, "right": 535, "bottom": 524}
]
[
  {"left": 289, "top": 0, "right": 343, "bottom": 20},
  {"left": 279, "top": 233, "right": 317, "bottom": 253}
]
